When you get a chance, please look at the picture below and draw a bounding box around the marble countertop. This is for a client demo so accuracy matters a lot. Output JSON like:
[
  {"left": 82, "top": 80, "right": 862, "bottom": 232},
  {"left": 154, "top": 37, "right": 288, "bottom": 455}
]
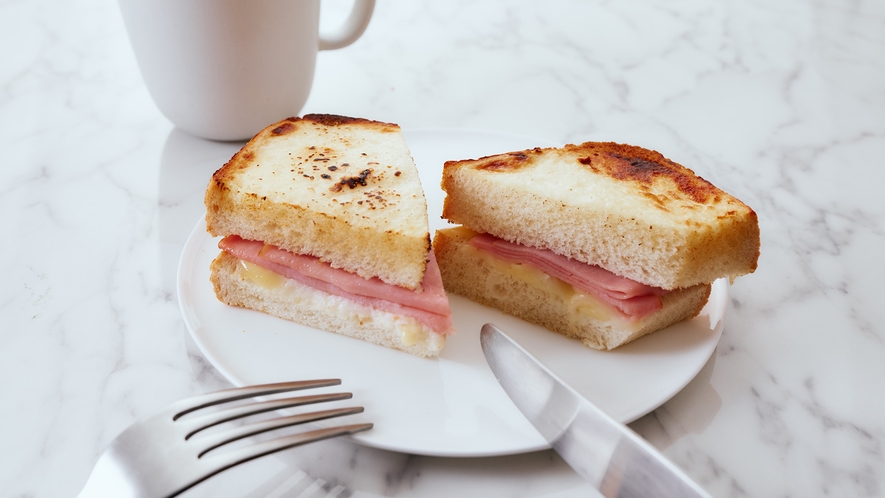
[{"left": 3, "top": 0, "right": 884, "bottom": 496}]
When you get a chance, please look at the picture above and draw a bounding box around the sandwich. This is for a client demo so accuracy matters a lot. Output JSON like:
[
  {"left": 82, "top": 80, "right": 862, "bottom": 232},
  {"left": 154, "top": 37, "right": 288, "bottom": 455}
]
[
  {"left": 433, "top": 142, "right": 759, "bottom": 350},
  {"left": 205, "top": 114, "right": 454, "bottom": 357}
]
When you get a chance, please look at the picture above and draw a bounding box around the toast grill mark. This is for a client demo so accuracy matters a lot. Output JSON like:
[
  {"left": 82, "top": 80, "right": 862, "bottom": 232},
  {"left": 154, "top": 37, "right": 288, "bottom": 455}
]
[
  {"left": 475, "top": 153, "right": 528, "bottom": 172},
  {"left": 577, "top": 150, "right": 719, "bottom": 204},
  {"left": 271, "top": 122, "right": 295, "bottom": 135},
  {"left": 305, "top": 114, "right": 360, "bottom": 127},
  {"left": 464, "top": 148, "right": 545, "bottom": 172},
  {"left": 270, "top": 114, "right": 403, "bottom": 136},
  {"left": 301, "top": 114, "right": 401, "bottom": 133},
  {"left": 330, "top": 169, "right": 373, "bottom": 192},
  {"left": 356, "top": 188, "right": 396, "bottom": 210}
]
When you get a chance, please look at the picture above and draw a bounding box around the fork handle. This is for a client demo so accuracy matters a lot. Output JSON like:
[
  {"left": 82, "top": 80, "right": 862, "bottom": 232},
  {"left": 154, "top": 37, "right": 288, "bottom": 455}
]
[{"left": 77, "top": 452, "right": 140, "bottom": 498}]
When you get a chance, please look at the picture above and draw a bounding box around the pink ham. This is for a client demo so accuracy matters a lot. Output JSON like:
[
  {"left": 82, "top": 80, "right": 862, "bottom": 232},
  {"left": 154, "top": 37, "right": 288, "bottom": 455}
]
[
  {"left": 256, "top": 240, "right": 451, "bottom": 315},
  {"left": 219, "top": 236, "right": 454, "bottom": 334},
  {"left": 469, "top": 233, "right": 665, "bottom": 320}
]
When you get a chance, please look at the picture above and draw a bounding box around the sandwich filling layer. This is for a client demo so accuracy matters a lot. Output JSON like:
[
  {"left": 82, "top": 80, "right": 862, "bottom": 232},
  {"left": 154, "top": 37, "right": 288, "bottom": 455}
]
[
  {"left": 468, "top": 233, "right": 667, "bottom": 321},
  {"left": 211, "top": 252, "right": 446, "bottom": 356},
  {"left": 218, "top": 236, "right": 454, "bottom": 335}
]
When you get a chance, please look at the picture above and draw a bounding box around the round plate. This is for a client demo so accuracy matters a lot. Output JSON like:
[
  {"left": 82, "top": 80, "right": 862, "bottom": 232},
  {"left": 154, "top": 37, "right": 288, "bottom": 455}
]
[{"left": 177, "top": 129, "right": 726, "bottom": 457}]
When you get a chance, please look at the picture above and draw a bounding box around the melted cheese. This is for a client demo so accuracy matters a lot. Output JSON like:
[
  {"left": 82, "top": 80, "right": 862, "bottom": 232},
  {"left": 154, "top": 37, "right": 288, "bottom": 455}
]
[
  {"left": 465, "top": 245, "right": 637, "bottom": 329},
  {"left": 239, "top": 260, "right": 286, "bottom": 289},
  {"left": 235, "top": 258, "right": 444, "bottom": 349},
  {"left": 400, "top": 324, "right": 446, "bottom": 350},
  {"left": 398, "top": 321, "right": 429, "bottom": 346}
]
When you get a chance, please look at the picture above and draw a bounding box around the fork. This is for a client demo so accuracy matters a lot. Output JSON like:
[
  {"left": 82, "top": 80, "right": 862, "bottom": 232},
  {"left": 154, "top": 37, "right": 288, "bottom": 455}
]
[{"left": 77, "top": 379, "right": 372, "bottom": 498}]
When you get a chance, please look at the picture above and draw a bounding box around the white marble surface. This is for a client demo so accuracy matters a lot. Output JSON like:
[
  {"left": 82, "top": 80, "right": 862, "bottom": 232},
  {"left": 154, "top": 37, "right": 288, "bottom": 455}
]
[{"left": 2, "top": 0, "right": 884, "bottom": 496}]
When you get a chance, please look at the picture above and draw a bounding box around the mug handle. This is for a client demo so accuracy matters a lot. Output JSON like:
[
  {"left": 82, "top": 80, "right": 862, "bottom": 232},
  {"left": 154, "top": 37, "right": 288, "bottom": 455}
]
[{"left": 318, "top": 0, "right": 376, "bottom": 51}]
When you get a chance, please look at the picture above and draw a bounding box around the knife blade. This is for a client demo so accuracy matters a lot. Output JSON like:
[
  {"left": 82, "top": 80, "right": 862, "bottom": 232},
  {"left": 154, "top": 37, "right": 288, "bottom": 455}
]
[{"left": 480, "top": 323, "right": 711, "bottom": 498}]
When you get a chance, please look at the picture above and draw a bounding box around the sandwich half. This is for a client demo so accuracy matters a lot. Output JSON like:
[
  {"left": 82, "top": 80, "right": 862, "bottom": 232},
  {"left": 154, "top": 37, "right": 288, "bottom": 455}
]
[
  {"left": 205, "top": 114, "right": 454, "bottom": 357},
  {"left": 434, "top": 142, "right": 759, "bottom": 350}
]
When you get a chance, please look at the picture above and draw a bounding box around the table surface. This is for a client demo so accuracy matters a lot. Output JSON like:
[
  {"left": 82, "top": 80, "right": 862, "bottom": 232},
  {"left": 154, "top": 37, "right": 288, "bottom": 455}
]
[{"left": 3, "top": 0, "right": 884, "bottom": 496}]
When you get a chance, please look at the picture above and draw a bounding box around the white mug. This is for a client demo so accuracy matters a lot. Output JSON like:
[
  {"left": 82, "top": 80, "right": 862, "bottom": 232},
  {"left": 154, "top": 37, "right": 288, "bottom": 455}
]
[{"left": 118, "top": 0, "right": 375, "bottom": 141}]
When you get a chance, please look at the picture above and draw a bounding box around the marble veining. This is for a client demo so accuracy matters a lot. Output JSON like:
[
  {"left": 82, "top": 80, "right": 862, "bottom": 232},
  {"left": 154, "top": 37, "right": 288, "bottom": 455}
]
[{"left": 1, "top": 0, "right": 884, "bottom": 496}]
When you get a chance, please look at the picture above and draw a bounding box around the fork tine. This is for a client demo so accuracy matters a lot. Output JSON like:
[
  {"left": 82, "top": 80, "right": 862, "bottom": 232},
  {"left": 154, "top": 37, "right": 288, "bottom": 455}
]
[
  {"left": 192, "top": 424, "right": 374, "bottom": 489},
  {"left": 181, "top": 392, "right": 353, "bottom": 439},
  {"left": 193, "top": 406, "right": 366, "bottom": 457},
  {"left": 168, "top": 380, "right": 341, "bottom": 420}
]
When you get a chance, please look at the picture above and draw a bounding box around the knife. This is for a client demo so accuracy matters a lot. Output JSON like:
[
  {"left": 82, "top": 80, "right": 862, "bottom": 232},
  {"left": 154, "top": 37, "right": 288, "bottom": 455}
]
[{"left": 480, "top": 323, "right": 711, "bottom": 498}]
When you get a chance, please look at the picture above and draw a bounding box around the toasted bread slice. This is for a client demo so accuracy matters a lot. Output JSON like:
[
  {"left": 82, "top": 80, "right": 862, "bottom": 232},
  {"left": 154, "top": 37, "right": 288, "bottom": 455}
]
[
  {"left": 210, "top": 252, "right": 446, "bottom": 357},
  {"left": 433, "top": 227, "right": 711, "bottom": 350},
  {"left": 206, "top": 114, "right": 430, "bottom": 290},
  {"left": 441, "top": 142, "right": 759, "bottom": 290}
]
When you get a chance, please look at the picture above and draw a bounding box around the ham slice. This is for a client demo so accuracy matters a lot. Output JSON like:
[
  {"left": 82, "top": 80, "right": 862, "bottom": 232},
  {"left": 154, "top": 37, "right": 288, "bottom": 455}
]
[
  {"left": 219, "top": 236, "right": 454, "bottom": 334},
  {"left": 468, "top": 233, "right": 666, "bottom": 320}
]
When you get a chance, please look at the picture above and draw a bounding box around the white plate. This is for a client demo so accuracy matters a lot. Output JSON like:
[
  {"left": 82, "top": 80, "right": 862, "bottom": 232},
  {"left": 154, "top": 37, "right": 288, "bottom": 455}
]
[{"left": 177, "top": 129, "right": 726, "bottom": 457}]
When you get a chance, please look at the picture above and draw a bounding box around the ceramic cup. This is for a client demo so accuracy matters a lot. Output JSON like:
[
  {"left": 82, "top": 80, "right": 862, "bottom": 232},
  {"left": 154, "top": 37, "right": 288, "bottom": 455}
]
[{"left": 118, "top": 0, "right": 375, "bottom": 141}]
